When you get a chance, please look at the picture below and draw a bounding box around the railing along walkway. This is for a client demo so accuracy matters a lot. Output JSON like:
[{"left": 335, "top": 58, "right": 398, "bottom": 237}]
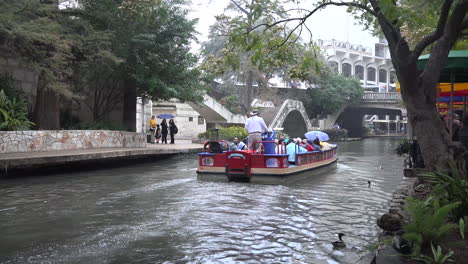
[{"left": 362, "top": 92, "right": 401, "bottom": 102}]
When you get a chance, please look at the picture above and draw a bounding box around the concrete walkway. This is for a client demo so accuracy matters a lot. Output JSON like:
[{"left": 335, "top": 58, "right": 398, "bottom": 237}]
[{"left": 0, "top": 140, "right": 203, "bottom": 172}]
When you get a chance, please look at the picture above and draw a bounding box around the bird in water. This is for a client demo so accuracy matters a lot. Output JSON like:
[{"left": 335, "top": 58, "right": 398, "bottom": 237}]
[
  {"left": 331, "top": 233, "right": 346, "bottom": 249},
  {"left": 368, "top": 181, "right": 371, "bottom": 188},
  {"left": 379, "top": 165, "right": 383, "bottom": 170}
]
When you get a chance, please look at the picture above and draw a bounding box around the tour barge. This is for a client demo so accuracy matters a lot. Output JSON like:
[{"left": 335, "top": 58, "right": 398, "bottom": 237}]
[{"left": 196, "top": 141, "right": 338, "bottom": 184}]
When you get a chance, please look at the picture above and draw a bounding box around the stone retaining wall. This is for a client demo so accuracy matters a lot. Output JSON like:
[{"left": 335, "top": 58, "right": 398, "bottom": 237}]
[{"left": 0, "top": 130, "right": 146, "bottom": 153}]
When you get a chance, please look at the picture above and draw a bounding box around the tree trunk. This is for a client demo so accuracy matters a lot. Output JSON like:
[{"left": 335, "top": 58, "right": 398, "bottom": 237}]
[
  {"left": 123, "top": 78, "right": 136, "bottom": 132},
  {"left": 33, "top": 73, "right": 60, "bottom": 130},
  {"left": 247, "top": 70, "right": 254, "bottom": 110},
  {"left": 240, "top": 70, "right": 254, "bottom": 114},
  {"left": 399, "top": 68, "right": 465, "bottom": 171}
]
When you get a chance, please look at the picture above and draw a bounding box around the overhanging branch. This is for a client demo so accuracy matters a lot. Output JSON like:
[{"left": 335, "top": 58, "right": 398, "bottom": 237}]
[
  {"left": 462, "top": 17, "right": 468, "bottom": 30},
  {"left": 411, "top": 0, "right": 453, "bottom": 61},
  {"left": 367, "top": 0, "right": 401, "bottom": 46},
  {"left": 230, "top": 0, "right": 249, "bottom": 16},
  {"left": 249, "top": 1, "right": 378, "bottom": 35}
]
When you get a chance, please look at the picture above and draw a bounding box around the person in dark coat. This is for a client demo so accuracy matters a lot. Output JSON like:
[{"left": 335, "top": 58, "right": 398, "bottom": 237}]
[
  {"left": 459, "top": 115, "right": 468, "bottom": 149},
  {"left": 452, "top": 119, "right": 461, "bottom": 141},
  {"left": 161, "top": 119, "right": 168, "bottom": 144},
  {"left": 169, "top": 119, "right": 178, "bottom": 144}
]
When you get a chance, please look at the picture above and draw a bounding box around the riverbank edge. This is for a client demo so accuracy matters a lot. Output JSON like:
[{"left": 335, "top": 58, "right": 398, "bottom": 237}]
[
  {"left": 0, "top": 144, "right": 203, "bottom": 176},
  {"left": 371, "top": 170, "right": 419, "bottom": 263}
]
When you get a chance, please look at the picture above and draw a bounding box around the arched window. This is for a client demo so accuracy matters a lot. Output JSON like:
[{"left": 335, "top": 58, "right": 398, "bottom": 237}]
[
  {"left": 367, "top": 67, "right": 376, "bottom": 82},
  {"left": 390, "top": 71, "right": 396, "bottom": 84},
  {"left": 342, "top": 63, "right": 352, "bottom": 77},
  {"left": 379, "top": 69, "right": 387, "bottom": 83},
  {"left": 329, "top": 61, "right": 338, "bottom": 73},
  {"left": 355, "top": 65, "right": 364, "bottom": 80}
]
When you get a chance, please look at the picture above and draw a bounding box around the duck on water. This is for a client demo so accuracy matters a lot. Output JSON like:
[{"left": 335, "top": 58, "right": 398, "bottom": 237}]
[{"left": 332, "top": 233, "right": 346, "bottom": 249}]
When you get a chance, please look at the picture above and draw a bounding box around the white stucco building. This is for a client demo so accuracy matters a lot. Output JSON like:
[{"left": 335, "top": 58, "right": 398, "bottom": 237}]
[{"left": 316, "top": 38, "right": 397, "bottom": 93}]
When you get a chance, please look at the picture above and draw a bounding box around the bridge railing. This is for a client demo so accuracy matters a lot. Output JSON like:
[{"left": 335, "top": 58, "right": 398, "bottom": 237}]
[{"left": 362, "top": 92, "right": 401, "bottom": 101}]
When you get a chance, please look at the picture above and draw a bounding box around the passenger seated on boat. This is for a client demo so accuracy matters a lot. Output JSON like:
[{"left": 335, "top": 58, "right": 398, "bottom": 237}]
[
  {"left": 229, "top": 137, "right": 246, "bottom": 151},
  {"left": 276, "top": 138, "right": 286, "bottom": 154},
  {"left": 310, "top": 139, "right": 323, "bottom": 152},
  {"left": 286, "top": 139, "right": 307, "bottom": 165},
  {"left": 321, "top": 141, "right": 334, "bottom": 150},
  {"left": 208, "top": 141, "right": 225, "bottom": 153},
  {"left": 300, "top": 138, "right": 315, "bottom": 152}
]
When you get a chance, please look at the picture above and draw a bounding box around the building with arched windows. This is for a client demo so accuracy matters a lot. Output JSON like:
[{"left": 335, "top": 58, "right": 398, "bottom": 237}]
[
  {"left": 316, "top": 38, "right": 397, "bottom": 92},
  {"left": 315, "top": 38, "right": 406, "bottom": 135}
]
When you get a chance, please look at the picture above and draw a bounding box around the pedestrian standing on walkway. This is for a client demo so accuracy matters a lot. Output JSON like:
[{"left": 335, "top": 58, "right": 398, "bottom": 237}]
[
  {"left": 149, "top": 115, "right": 157, "bottom": 143},
  {"left": 161, "top": 119, "right": 168, "bottom": 144},
  {"left": 155, "top": 124, "right": 161, "bottom": 144},
  {"left": 244, "top": 110, "right": 269, "bottom": 151},
  {"left": 169, "top": 119, "right": 178, "bottom": 144}
]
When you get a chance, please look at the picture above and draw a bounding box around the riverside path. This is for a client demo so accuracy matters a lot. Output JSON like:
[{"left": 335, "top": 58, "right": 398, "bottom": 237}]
[{"left": 0, "top": 140, "right": 203, "bottom": 175}]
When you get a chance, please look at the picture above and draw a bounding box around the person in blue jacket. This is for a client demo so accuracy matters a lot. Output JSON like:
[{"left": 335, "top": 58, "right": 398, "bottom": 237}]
[{"left": 286, "top": 139, "right": 307, "bottom": 165}]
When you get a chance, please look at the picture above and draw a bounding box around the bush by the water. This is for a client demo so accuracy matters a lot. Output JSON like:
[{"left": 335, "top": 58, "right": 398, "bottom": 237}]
[
  {"left": 421, "top": 162, "right": 468, "bottom": 222},
  {"left": 403, "top": 197, "right": 460, "bottom": 255},
  {"left": 322, "top": 129, "right": 348, "bottom": 140},
  {"left": 198, "top": 126, "right": 248, "bottom": 141},
  {"left": 395, "top": 138, "right": 412, "bottom": 156},
  {"left": 0, "top": 90, "right": 34, "bottom": 131}
]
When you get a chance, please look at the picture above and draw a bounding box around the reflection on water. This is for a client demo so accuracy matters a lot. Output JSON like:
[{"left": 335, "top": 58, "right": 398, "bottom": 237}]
[{"left": 0, "top": 138, "right": 404, "bottom": 264}]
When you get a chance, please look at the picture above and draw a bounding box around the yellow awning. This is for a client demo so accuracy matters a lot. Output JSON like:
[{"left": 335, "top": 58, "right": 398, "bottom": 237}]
[{"left": 396, "top": 82, "right": 468, "bottom": 93}]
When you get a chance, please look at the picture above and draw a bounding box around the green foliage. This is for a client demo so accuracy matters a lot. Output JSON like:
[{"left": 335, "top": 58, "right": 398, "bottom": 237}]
[
  {"left": 198, "top": 126, "right": 248, "bottom": 141},
  {"left": 0, "top": 0, "right": 206, "bottom": 128},
  {"left": 0, "top": 90, "right": 34, "bottom": 131},
  {"left": 395, "top": 138, "right": 412, "bottom": 156},
  {"left": 414, "top": 243, "right": 454, "bottom": 264},
  {"left": 219, "top": 126, "right": 248, "bottom": 141},
  {"left": 0, "top": 73, "right": 17, "bottom": 98},
  {"left": 421, "top": 163, "right": 468, "bottom": 221},
  {"left": 200, "top": 0, "right": 322, "bottom": 111},
  {"left": 403, "top": 197, "right": 460, "bottom": 255},
  {"left": 81, "top": 0, "right": 206, "bottom": 103},
  {"left": 460, "top": 217, "right": 466, "bottom": 240},
  {"left": 198, "top": 130, "right": 211, "bottom": 139},
  {"left": 303, "top": 70, "right": 363, "bottom": 117},
  {"left": 220, "top": 95, "right": 242, "bottom": 114},
  {"left": 322, "top": 129, "right": 348, "bottom": 141},
  {"left": 79, "top": 121, "right": 124, "bottom": 131}
]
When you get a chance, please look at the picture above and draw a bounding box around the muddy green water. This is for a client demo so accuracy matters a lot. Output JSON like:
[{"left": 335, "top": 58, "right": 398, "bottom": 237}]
[{"left": 0, "top": 138, "right": 404, "bottom": 264}]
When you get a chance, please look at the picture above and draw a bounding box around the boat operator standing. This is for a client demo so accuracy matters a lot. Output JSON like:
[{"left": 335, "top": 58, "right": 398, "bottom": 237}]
[{"left": 245, "top": 110, "right": 269, "bottom": 151}]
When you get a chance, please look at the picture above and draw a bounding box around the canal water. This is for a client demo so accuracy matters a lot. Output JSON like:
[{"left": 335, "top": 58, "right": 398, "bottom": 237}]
[{"left": 0, "top": 138, "right": 404, "bottom": 264}]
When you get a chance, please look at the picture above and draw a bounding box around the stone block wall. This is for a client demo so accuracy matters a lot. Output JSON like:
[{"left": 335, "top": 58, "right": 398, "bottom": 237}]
[
  {"left": 0, "top": 50, "right": 38, "bottom": 107},
  {"left": 0, "top": 130, "right": 146, "bottom": 154}
]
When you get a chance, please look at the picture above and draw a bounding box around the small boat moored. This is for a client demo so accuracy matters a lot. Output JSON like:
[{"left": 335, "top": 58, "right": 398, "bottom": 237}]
[{"left": 196, "top": 139, "right": 338, "bottom": 184}]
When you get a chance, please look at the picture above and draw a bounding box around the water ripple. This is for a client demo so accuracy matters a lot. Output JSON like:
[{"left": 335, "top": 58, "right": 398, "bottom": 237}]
[{"left": 0, "top": 138, "right": 403, "bottom": 264}]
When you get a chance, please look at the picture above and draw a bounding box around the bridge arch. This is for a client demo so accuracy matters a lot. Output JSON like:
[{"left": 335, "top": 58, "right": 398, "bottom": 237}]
[{"left": 268, "top": 99, "right": 313, "bottom": 137}]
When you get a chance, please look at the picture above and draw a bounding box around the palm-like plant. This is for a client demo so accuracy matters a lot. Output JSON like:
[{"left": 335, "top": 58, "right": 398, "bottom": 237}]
[
  {"left": 414, "top": 243, "right": 454, "bottom": 264},
  {"left": 421, "top": 162, "right": 468, "bottom": 221},
  {"left": 403, "top": 197, "right": 460, "bottom": 255},
  {"left": 0, "top": 90, "right": 34, "bottom": 131}
]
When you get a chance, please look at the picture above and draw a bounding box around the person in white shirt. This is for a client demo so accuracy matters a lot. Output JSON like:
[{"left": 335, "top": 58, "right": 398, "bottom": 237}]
[{"left": 244, "top": 110, "right": 269, "bottom": 151}]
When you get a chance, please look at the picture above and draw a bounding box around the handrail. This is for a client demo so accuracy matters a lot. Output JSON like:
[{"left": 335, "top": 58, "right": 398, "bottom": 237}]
[{"left": 362, "top": 92, "right": 401, "bottom": 101}]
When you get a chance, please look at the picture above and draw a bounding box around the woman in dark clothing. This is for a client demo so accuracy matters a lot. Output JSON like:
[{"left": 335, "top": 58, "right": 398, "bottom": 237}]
[
  {"left": 459, "top": 115, "right": 468, "bottom": 149},
  {"left": 169, "top": 119, "right": 178, "bottom": 144},
  {"left": 161, "top": 119, "right": 168, "bottom": 144}
]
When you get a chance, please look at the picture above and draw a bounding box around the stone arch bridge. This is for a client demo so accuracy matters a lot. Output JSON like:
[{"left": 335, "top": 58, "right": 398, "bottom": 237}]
[{"left": 190, "top": 92, "right": 404, "bottom": 138}]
